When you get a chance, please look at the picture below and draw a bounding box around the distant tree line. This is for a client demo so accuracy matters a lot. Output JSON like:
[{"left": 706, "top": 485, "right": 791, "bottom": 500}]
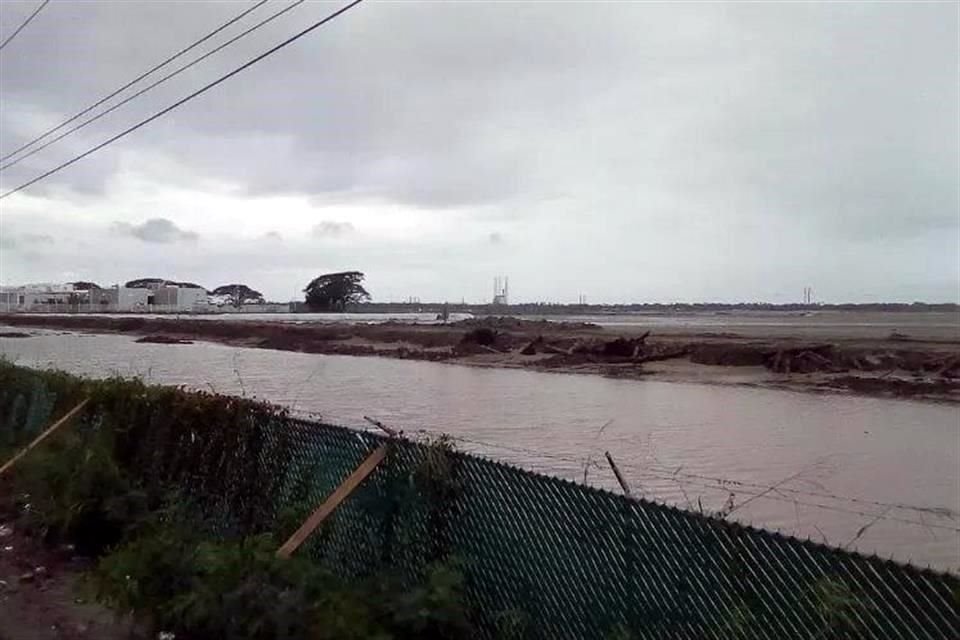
[
  {"left": 66, "top": 274, "right": 958, "bottom": 313},
  {"left": 65, "top": 278, "right": 267, "bottom": 306},
  {"left": 347, "top": 301, "right": 959, "bottom": 313},
  {"left": 124, "top": 278, "right": 208, "bottom": 291}
]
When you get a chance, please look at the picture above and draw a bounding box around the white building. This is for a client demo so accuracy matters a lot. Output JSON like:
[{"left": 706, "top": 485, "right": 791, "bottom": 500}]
[
  {"left": 0, "top": 290, "right": 20, "bottom": 311},
  {"left": 100, "top": 286, "right": 149, "bottom": 311},
  {"left": 0, "top": 284, "right": 77, "bottom": 311},
  {"left": 151, "top": 285, "right": 208, "bottom": 312},
  {"left": 0, "top": 282, "right": 209, "bottom": 313}
]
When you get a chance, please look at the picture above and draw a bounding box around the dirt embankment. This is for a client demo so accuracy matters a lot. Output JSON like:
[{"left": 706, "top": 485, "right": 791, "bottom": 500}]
[{"left": 2, "top": 314, "right": 959, "bottom": 402}]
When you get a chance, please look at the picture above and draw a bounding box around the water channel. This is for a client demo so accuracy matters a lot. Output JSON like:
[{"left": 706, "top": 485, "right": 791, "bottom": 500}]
[{"left": 2, "top": 329, "right": 957, "bottom": 572}]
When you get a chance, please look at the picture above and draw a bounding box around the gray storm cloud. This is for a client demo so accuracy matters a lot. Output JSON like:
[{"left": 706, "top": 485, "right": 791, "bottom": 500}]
[
  {"left": 112, "top": 218, "right": 199, "bottom": 244},
  {"left": 312, "top": 221, "right": 355, "bottom": 238},
  {"left": 0, "top": 1, "right": 956, "bottom": 302}
]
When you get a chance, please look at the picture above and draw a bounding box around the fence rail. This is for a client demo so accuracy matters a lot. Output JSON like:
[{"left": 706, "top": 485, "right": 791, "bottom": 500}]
[{"left": 1, "top": 363, "right": 957, "bottom": 639}]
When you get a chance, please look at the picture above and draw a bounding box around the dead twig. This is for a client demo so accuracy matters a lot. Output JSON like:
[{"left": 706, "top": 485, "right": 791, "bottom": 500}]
[
  {"left": 634, "top": 348, "right": 691, "bottom": 364},
  {"left": 581, "top": 419, "right": 614, "bottom": 484},
  {"left": 605, "top": 451, "right": 632, "bottom": 497},
  {"left": 232, "top": 353, "right": 246, "bottom": 397},
  {"left": 543, "top": 344, "right": 574, "bottom": 356},
  {"left": 673, "top": 467, "right": 695, "bottom": 511},
  {"left": 715, "top": 492, "right": 737, "bottom": 518},
  {"left": 726, "top": 467, "right": 812, "bottom": 517},
  {"left": 813, "top": 525, "right": 829, "bottom": 545},
  {"left": 843, "top": 506, "right": 893, "bottom": 549},
  {"left": 0, "top": 399, "right": 90, "bottom": 477}
]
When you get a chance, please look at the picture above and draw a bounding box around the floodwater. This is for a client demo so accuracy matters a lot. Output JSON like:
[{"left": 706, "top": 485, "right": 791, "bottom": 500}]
[
  {"left": 15, "top": 310, "right": 960, "bottom": 340},
  {"left": 525, "top": 310, "right": 960, "bottom": 340},
  {"left": 14, "top": 311, "right": 474, "bottom": 325},
  {"left": 2, "top": 329, "right": 958, "bottom": 572}
]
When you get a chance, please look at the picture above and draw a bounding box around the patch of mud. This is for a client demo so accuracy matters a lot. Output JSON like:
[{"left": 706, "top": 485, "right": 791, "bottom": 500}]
[
  {"left": 0, "top": 490, "right": 134, "bottom": 640},
  {"left": 134, "top": 335, "right": 193, "bottom": 345},
  {"left": 815, "top": 375, "right": 960, "bottom": 399},
  {"left": 690, "top": 343, "right": 768, "bottom": 366},
  {"left": 449, "top": 316, "right": 600, "bottom": 331}
]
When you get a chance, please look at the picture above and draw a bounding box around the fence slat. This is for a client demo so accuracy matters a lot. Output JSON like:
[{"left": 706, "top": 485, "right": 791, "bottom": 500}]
[
  {"left": 0, "top": 398, "right": 89, "bottom": 477},
  {"left": 276, "top": 443, "right": 387, "bottom": 558}
]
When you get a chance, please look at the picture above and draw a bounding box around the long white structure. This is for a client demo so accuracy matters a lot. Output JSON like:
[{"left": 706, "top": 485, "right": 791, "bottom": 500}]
[{"left": 0, "top": 283, "right": 208, "bottom": 313}]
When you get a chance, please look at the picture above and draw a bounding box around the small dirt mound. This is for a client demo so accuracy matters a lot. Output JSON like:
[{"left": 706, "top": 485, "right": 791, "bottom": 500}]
[
  {"left": 690, "top": 343, "right": 768, "bottom": 367},
  {"left": 600, "top": 337, "right": 645, "bottom": 358},
  {"left": 764, "top": 345, "right": 836, "bottom": 373},
  {"left": 820, "top": 376, "right": 960, "bottom": 398},
  {"left": 461, "top": 327, "right": 498, "bottom": 346}
]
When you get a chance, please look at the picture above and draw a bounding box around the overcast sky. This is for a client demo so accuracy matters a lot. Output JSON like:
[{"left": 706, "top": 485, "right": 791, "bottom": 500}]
[{"left": 0, "top": 0, "right": 957, "bottom": 303}]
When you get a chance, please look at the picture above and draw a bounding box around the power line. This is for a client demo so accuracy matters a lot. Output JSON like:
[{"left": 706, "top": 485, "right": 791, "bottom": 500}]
[
  {"left": 0, "top": 0, "right": 272, "bottom": 165},
  {"left": 0, "top": 0, "right": 364, "bottom": 200},
  {"left": 1, "top": 0, "right": 308, "bottom": 172},
  {"left": 0, "top": 0, "right": 50, "bottom": 53}
]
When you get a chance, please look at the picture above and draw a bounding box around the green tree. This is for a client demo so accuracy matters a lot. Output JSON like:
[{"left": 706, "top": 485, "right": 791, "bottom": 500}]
[
  {"left": 211, "top": 284, "right": 264, "bottom": 307},
  {"left": 303, "top": 271, "right": 370, "bottom": 311},
  {"left": 68, "top": 281, "right": 102, "bottom": 290},
  {"left": 125, "top": 278, "right": 207, "bottom": 291}
]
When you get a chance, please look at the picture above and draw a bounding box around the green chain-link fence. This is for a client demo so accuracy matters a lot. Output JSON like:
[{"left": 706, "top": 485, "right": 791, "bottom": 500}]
[{"left": 2, "top": 363, "right": 958, "bottom": 639}]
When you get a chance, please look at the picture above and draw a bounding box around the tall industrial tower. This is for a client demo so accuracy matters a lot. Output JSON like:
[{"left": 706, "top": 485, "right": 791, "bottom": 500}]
[{"left": 493, "top": 276, "right": 509, "bottom": 305}]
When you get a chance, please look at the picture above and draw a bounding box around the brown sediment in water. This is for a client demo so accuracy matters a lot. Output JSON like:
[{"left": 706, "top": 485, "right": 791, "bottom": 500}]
[{"left": 1, "top": 314, "right": 958, "bottom": 403}]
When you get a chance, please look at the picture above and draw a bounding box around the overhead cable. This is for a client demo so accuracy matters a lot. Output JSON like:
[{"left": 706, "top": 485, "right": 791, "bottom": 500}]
[
  {"left": 0, "top": 0, "right": 364, "bottom": 200},
  {"left": 2, "top": 0, "right": 307, "bottom": 170},
  {"left": 0, "top": 0, "right": 50, "bottom": 53}
]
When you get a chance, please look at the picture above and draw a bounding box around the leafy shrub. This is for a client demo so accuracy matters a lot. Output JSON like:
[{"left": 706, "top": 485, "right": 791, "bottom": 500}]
[
  {"left": 2, "top": 364, "right": 478, "bottom": 638},
  {"left": 13, "top": 427, "right": 152, "bottom": 554},
  {"left": 91, "top": 517, "right": 473, "bottom": 640},
  {"left": 412, "top": 435, "right": 463, "bottom": 562},
  {"left": 93, "top": 525, "right": 336, "bottom": 639},
  {"left": 812, "top": 577, "right": 869, "bottom": 638},
  {"left": 0, "top": 361, "right": 298, "bottom": 540}
]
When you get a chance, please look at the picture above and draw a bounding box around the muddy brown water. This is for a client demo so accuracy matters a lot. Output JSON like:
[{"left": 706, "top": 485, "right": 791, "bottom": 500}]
[{"left": 2, "top": 330, "right": 958, "bottom": 573}]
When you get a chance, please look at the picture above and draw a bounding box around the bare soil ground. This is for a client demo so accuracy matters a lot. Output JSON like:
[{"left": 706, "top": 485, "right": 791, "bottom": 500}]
[
  {"left": 2, "top": 314, "right": 958, "bottom": 403},
  {"left": 0, "top": 488, "right": 132, "bottom": 640}
]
